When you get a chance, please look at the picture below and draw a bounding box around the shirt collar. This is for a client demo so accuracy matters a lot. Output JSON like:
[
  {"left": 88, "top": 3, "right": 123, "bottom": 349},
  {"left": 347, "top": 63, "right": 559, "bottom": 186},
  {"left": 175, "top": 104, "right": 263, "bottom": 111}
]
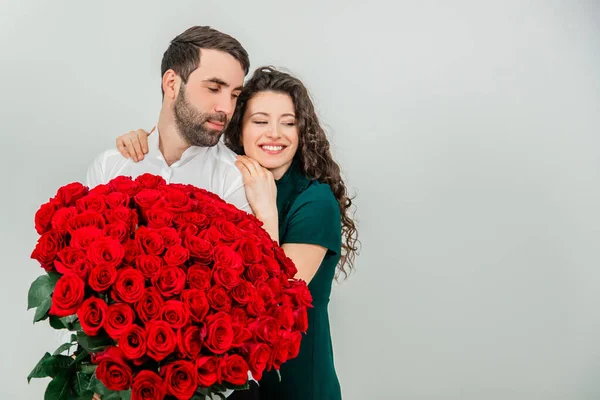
[{"left": 148, "top": 126, "right": 207, "bottom": 167}]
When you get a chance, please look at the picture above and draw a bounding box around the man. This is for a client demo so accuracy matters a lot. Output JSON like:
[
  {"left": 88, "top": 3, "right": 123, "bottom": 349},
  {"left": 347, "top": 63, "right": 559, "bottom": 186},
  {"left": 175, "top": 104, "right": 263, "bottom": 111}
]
[
  {"left": 86, "top": 26, "right": 259, "bottom": 399},
  {"left": 86, "top": 26, "right": 251, "bottom": 214}
]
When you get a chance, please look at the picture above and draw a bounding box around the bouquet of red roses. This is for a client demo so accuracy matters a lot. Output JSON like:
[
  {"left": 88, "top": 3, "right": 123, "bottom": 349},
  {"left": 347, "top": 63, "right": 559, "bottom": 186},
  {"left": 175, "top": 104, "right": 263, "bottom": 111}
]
[{"left": 27, "top": 174, "right": 311, "bottom": 400}]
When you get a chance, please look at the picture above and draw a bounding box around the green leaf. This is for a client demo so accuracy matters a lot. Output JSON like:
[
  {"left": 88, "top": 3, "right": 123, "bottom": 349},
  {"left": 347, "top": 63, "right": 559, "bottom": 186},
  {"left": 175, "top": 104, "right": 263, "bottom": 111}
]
[
  {"left": 33, "top": 298, "right": 52, "bottom": 323},
  {"left": 73, "top": 372, "right": 93, "bottom": 395},
  {"left": 119, "top": 389, "right": 132, "bottom": 400},
  {"left": 28, "top": 275, "right": 54, "bottom": 310},
  {"left": 54, "top": 342, "right": 75, "bottom": 356},
  {"left": 77, "top": 363, "right": 96, "bottom": 375},
  {"left": 42, "top": 355, "right": 74, "bottom": 378},
  {"left": 50, "top": 315, "right": 65, "bottom": 329},
  {"left": 28, "top": 352, "right": 52, "bottom": 383},
  {"left": 45, "top": 370, "right": 72, "bottom": 400},
  {"left": 77, "top": 331, "right": 113, "bottom": 353},
  {"left": 71, "top": 334, "right": 77, "bottom": 342},
  {"left": 70, "top": 350, "right": 90, "bottom": 366},
  {"left": 223, "top": 381, "right": 250, "bottom": 390},
  {"left": 48, "top": 272, "right": 61, "bottom": 285},
  {"left": 61, "top": 314, "right": 78, "bottom": 325}
]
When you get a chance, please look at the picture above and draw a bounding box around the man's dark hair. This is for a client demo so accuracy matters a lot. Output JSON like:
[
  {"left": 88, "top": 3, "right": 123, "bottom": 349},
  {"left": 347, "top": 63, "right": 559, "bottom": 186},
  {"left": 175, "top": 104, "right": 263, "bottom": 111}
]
[{"left": 160, "top": 26, "right": 250, "bottom": 94}]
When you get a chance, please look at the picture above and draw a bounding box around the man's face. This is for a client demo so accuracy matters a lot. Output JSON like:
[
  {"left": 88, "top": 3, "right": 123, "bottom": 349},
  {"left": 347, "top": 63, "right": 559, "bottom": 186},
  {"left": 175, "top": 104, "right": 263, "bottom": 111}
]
[{"left": 173, "top": 49, "right": 245, "bottom": 147}]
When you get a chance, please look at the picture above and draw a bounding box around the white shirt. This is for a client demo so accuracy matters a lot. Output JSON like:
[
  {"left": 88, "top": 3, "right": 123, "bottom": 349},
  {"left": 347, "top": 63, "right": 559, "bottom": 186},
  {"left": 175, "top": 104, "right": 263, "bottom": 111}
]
[{"left": 85, "top": 131, "right": 251, "bottom": 213}]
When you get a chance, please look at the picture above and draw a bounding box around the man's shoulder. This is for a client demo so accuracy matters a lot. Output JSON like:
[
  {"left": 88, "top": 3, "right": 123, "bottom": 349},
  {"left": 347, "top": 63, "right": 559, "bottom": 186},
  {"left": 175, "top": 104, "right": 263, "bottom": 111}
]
[
  {"left": 91, "top": 148, "right": 128, "bottom": 165},
  {"left": 206, "top": 141, "right": 239, "bottom": 169}
]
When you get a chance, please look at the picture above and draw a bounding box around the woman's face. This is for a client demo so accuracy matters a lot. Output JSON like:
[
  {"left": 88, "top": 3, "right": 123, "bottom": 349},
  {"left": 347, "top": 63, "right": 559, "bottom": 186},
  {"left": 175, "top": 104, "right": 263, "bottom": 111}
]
[{"left": 241, "top": 91, "right": 299, "bottom": 180}]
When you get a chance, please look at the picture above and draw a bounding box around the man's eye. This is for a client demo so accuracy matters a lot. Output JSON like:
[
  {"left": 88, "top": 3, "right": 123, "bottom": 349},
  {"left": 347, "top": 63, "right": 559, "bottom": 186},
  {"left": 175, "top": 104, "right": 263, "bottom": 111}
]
[{"left": 208, "top": 87, "right": 219, "bottom": 93}]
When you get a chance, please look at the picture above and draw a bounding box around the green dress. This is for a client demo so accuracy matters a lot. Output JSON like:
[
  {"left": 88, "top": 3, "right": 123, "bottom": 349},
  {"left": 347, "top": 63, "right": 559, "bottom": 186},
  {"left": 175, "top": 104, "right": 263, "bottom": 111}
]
[{"left": 259, "top": 161, "right": 342, "bottom": 400}]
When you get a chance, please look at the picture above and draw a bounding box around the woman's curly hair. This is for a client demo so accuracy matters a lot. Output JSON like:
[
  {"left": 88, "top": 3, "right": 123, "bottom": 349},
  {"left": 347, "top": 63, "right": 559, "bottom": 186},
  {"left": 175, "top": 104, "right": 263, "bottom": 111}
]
[{"left": 224, "top": 66, "right": 359, "bottom": 279}]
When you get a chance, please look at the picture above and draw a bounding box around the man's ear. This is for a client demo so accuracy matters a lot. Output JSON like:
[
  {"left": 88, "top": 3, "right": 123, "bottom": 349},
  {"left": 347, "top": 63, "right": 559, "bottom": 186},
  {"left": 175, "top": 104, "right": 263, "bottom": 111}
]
[{"left": 162, "top": 69, "right": 179, "bottom": 100}]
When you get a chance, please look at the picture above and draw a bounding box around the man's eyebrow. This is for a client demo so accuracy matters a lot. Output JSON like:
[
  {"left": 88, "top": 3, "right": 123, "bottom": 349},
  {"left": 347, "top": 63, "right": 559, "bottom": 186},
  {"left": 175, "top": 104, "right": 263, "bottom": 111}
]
[{"left": 203, "top": 77, "right": 243, "bottom": 92}]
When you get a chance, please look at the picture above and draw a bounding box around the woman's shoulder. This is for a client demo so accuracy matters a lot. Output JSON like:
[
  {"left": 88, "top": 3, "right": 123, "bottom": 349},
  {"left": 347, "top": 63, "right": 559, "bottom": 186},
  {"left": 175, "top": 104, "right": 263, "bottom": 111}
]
[{"left": 291, "top": 179, "right": 339, "bottom": 217}]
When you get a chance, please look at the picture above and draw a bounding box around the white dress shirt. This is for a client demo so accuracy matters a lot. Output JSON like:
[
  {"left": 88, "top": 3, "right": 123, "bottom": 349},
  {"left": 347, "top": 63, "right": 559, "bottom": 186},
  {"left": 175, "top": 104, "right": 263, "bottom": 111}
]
[{"left": 85, "top": 131, "right": 251, "bottom": 213}]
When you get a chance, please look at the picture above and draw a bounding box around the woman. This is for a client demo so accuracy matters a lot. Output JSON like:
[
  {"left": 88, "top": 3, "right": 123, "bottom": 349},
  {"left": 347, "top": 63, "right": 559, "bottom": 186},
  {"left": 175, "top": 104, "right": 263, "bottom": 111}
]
[{"left": 116, "top": 67, "right": 358, "bottom": 400}]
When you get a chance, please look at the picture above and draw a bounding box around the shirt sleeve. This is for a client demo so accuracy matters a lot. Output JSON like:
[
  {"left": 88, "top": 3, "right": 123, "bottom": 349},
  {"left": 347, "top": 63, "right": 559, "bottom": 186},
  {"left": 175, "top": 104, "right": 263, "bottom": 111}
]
[
  {"left": 223, "top": 178, "right": 252, "bottom": 214},
  {"left": 85, "top": 151, "right": 107, "bottom": 188},
  {"left": 284, "top": 183, "right": 342, "bottom": 254}
]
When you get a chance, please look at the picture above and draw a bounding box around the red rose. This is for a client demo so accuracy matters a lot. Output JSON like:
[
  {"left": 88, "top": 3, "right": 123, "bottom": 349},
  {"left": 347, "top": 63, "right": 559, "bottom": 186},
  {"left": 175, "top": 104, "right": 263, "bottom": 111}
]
[
  {"left": 30, "top": 230, "right": 65, "bottom": 269},
  {"left": 200, "top": 225, "right": 224, "bottom": 245},
  {"left": 88, "top": 184, "right": 111, "bottom": 195},
  {"left": 132, "top": 370, "right": 166, "bottom": 400},
  {"left": 146, "top": 321, "right": 177, "bottom": 362},
  {"left": 212, "top": 263, "right": 241, "bottom": 290},
  {"left": 211, "top": 220, "right": 241, "bottom": 243},
  {"left": 134, "top": 189, "right": 162, "bottom": 210},
  {"left": 220, "top": 354, "right": 249, "bottom": 386},
  {"left": 205, "top": 312, "right": 234, "bottom": 355},
  {"left": 55, "top": 182, "right": 88, "bottom": 207},
  {"left": 161, "top": 188, "right": 193, "bottom": 213},
  {"left": 75, "top": 193, "right": 106, "bottom": 214},
  {"left": 34, "top": 200, "right": 59, "bottom": 234},
  {"left": 274, "top": 246, "right": 298, "bottom": 278},
  {"left": 231, "top": 324, "right": 252, "bottom": 348},
  {"left": 243, "top": 342, "right": 271, "bottom": 381},
  {"left": 185, "top": 235, "right": 213, "bottom": 264},
  {"left": 106, "top": 206, "right": 138, "bottom": 232},
  {"left": 108, "top": 176, "right": 140, "bottom": 196},
  {"left": 265, "top": 277, "right": 283, "bottom": 299},
  {"left": 136, "top": 227, "right": 165, "bottom": 256},
  {"left": 123, "top": 239, "right": 142, "bottom": 265},
  {"left": 196, "top": 356, "right": 220, "bottom": 387},
  {"left": 181, "top": 289, "right": 209, "bottom": 323},
  {"left": 103, "top": 221, "right": 129, "bottom": 243},
  {"left": 55, "top": 247, "right": 90, "bottom": 279},
  {"left": 162, "top": 360, "right": 197, "bottom": 400},
  {"left": 87, "top": 237, "right": 125, "bottom": 269},
  {"left": 261, "top": 256, "right": 280, "bottom": 276},
  {"left": 88, "top": 264, "right": 118, "bottom": 292},
  {"left": 248, "top": 316, "right": 278, "bottom": 345},
  {"left": 161, "top": 300, "right": 190, "bottom": 329},
  {"left": 77, "top": 297, "right": 108, "bottom": 336},
  {"left": 284, "top": 279, "right": 313, "bottom": 307},
  {"left": 213, "top": 245, "right": 243, "bottom": 271},
  {"left": 207, "top": 285, "right": 232, "bottom": 312},
  {"left": 146, "top": 208, "right": 175, "bottom": 229},
  {"left": 152, "top": 266, "right": 186, "bottom": 298},
  {"left": 119, "top": 324, "right": 147, "bottom": 360},
  {"left": 135, "top": 173, "right": 166, "bottom": 189},
  {"left": 135, "top": 288, "right": 165, "bottom": 323},
  {"left": 163, "top": 245, "right": 190, "bottom": 267},
  {"left": 246, "top": 295, "right": 265, "bottom": 317},
  {"left": 105, "top": 303, "right": 135, "bottom": 339},
  {"left": 230, "top": 307, "right": 249, "bottom": 326},
  {"left": 186, "top": 264, "right": 211, "bottom": 291},
  {"left": 256, "top": 282, "right": 276, "bottom": 307},
  {"left": 94, "top": 346, "right": 132, "bottom": 391},
  {"left": 105, "top": 192, "right": 130, "bottom": 209},
  {"left": 50, "top": 206, "right": 78, "bottom": 232},
  {"left": 135, "top": 254, "right": 163, "bottom": 279},
  {"left": 177, "top": 223, "right": 199, "bottom": 239},
  {"left": 294, "top": 307, "right": 309, "bottom": 333},
  {"left": 157, "top": 227, "right": 182, "bottom": 247},
  {"left": 246, "top": 263, "right": 268, "bottom": 283},
  {"left": 231, "top": 280, "right": 255, "bottom": 306},
  {"left": 67, "top": 211, "right": 105, "bottom": 233},
  {"left": 174, "top": 212, "right": 209, "bottom": 230},
  {"left": 49, "top": 274, "right": 85, "bottom": 317},
  {"left": 270, "top": 331, "right": 302, "bottom": 370},
  {"left": 70, "top": 227, "right": 103, "bottom": 250},
  {"left": 273, "top": 305, "right": 294, "bottom": 330},
  {"left": 234, "top": 238, "right": 262, "bottom": 265},
  {"left": 112, "top": 267, "right": 145, "bottom": 303},
  {"left": 177, "top": 325, "right": 204, "bottom": 359}
]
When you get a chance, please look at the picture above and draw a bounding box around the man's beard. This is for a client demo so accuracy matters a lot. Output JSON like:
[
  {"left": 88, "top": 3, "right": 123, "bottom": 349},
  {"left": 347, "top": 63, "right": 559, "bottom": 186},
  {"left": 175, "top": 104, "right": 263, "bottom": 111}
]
[{"left": 173, "top": 86, "right": 228, "bottom": 147}]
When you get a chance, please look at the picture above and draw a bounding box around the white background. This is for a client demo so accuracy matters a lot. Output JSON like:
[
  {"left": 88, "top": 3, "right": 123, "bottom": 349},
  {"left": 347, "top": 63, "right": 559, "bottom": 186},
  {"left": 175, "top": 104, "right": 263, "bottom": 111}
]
[{"left": 1, "top": 0, "right": 599, "bottom": 399}]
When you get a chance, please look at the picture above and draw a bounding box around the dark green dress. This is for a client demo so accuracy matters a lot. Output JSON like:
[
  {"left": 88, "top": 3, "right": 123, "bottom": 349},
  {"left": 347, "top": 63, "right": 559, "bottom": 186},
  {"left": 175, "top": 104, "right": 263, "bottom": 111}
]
[{"left": 259, "top": 161, "right": 342, "bottom": 400}]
